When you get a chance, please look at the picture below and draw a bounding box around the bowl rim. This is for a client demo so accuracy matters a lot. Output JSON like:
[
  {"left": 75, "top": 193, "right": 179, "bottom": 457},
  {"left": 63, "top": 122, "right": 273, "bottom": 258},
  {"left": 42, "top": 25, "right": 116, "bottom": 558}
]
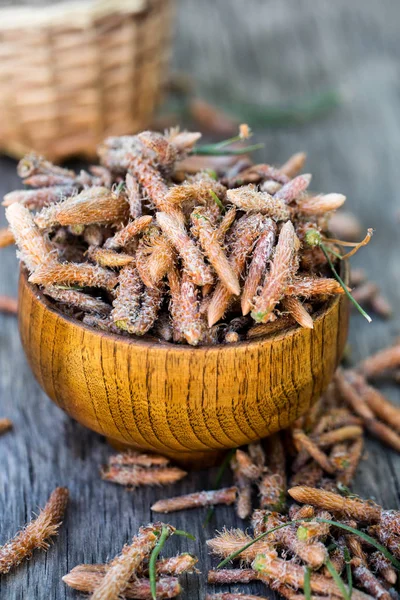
[{"left": 19, "top": 262, "right": 349, "bottom": 353}]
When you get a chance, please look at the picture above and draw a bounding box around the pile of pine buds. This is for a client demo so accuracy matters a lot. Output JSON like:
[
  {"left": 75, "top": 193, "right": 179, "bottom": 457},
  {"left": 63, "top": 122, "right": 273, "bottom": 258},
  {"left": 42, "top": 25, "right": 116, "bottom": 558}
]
[{"left": 3, "top": 127, "right": 356, "bottom": 346}]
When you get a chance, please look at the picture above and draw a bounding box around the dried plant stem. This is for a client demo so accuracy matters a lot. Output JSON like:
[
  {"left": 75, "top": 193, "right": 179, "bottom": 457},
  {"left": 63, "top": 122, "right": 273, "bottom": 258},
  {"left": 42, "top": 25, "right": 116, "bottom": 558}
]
[
  {"left": 298, "top": 194, "right": 346, "bottom": 215},
  {"left": 88, "top": 247, "right": 134, "bottom": 268},
  {"left": 370, "top": 525, "right": 400, "bottom": 560},
  {"left": 0, "top": 227, "right": 14, "bottom": 248},
  {"left": 268, "top": 581, "right": 326, "bottom": 600},
  {"left": 230, "top": 453, "right": 253, "bottom": 520},
  {"left": 192, "top": 209, "right": 240, "bottom": 294},
  {"left": 138, "top": 131, "right": 179, "bottom": 167},
  {"left": 0, "top": 296, "right": 18, "bottom": 315},
  {"left": 370, "top": 293, "right": 392, "bottom": 318},
  {"left": 337, "top": 438, "right": 364, "bottom": 486},
  {"left": 157, "top": 211, "right": 213, "bottom": 286},
  {"left": 368, "top": 551, "right": 397, "bottom": 585},
  {"left": 286, "top": 277, "right": 344, "bottom": 297},
  {"left": 148, "top": 553, "right": 198, "bottom": 576},
  {"left": 17, "top": 153, "right": 75, "bottom": 180},
  {"left": 351, "top": 557, "right": 391, "bottom": 600},
  {"left": 259, "top": 433, "right": 287, "bottom": 511},
  {"left": 226, "top": 186, "right": 290, "bottom": 220},
  {"left": 101, "top": 465, "right": 187, "bottom": 487},
  {"left": 330, "top": 442, "right": 356, "bottom": 473},
  {"left": 280, "top": 152, "right": 307, "bottom": 177},
  {"left": 357, "top": 380, "right": 400, "bottom": 433},
  {"left": 126, "top": 285, "right": 163, "bottom": 336},
  {"left": 89, "top": 523, "right": 167, "bottom": 600},
  {"left": 165, "top": 177, "right": 226, "bottom": 207},
  {"left": 108, "top": 452, "right": 170, "bottom": 468},
  {"left": 351, "top": 282, "right": 378, "bottom": 304},
  {"left": 335, "top": 370, "right": 400, "bottom": 452},
  {"left": 63, "top": 568, "right": 181, "bottom": 599},
  {"left": 104, "top": 216, "right": 153, "bottom": 250},
  {"left": 35, "top": 187, "right": 129, "bottom": 228},
  {"left": 207, "top": 568, "right": 257, "bottom": 584},
  {"left": 275, "top": 173, "right": 312, "bottom": 202},
  {"left": 3, "top": 186, "right": 75, "bottom": 210},
  {"left": 359, "top": 345, "right": 400, "bottom": 377},
  {"left": 248, "top": 441, "right": 266, "bottom": 468},
  {"left": 288, "top": 504, "right": 315, "bottom": 521},
  {"left": 314, "top": 425, "right": 363, "bottom": 447},
  {"left": 83, "top": 225, "right": 105, "bottom": 247},
  {"left": 30, "top": 261, "right": 118, "bottom": 291},
  {"left": 167, "top": 267, "right": 184, "bottom": 343},
  {"left": 235, "top": 449, "right": 263, "bottom": 480},
  {"left": 43, "top": 287, "right": 110, "bottom": 316},
  {"left": 207, "top": 528, "right": 273, "bottom": 563},
  {"left": 173, "top": 271, "right": 204, "bottom": 346},
  {"left": 253, "top": 553, "right": 367, "bottom": 600},
  {"left": 313, "top": 408, "right": 362, "bottom": 434},
  {"left": 137, "top": 232, "right": 175, "bottom": 289},
  {"left": 321, "top": 547, "right": 345, "bottom": 578},
  {"left": 288, "top": 486, "right": 381, "bottom": 522},
  {"left": 0, "top": 418, "right": 12, "bottom": 435},
  {"left": 282, "top": 297, "right": 313, "bottom": 329},
  {"left": 0, "top": 487, "right": 68, "bottom": 574},
  {"left": 6, "top": 203, "right": 54, "bottom": 273},
  {"left": 251, "top": 221, "right": 299, "bottom": 323},
  {"left": 208, "top": 213, "right": 264, "bottom": 326},
  {"left": 339, "top": 229, "right": 374, "bottom": 260},
  {"left": 264, "top": 512, "right": 327, "bottom": 568},
  {"left": 125, "top": 173, "right": 142, "bottom": 218},
  {"left": 241, "top": 221, "right": 276, "bottom": 315},
  {"left": 151, "top": 487, "right": 237, "bottom": 513},
  {"left": 128, "top": 155, "right": 177, "bottom": 215},
  {"left": 292, "top": 430, "right": 335, "bottom": 474},
  {"left": 65, "top": 554, "right": 197, "bottom": 582},
  {"left": 247, "top": 314, "right": 296, "bottom": 339},
  {"left": 217, "top": 207, "right": 237, "bottom": 242},
  {"left": 111, "top": 265, "right": 143, "bottom": 330}
]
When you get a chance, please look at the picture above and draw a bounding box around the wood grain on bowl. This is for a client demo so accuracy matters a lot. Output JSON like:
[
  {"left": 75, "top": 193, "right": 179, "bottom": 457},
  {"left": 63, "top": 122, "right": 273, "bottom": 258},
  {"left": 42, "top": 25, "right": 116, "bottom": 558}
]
[{"left": 18, "top": 268, "right": 349, "bottom": 466}]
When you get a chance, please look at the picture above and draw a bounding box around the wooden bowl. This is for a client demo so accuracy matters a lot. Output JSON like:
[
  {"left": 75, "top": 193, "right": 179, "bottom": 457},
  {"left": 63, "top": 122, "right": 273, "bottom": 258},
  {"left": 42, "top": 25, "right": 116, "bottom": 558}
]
[{"left": 18, "top": 268, "right": 349, "bottom": 466}]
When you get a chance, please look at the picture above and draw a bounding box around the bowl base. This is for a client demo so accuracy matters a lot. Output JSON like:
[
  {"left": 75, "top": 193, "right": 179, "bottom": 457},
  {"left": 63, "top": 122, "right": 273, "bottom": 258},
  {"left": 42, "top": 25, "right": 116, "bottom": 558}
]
[{"left": 106, "top": 437, "right": 226, "bottom": 470}]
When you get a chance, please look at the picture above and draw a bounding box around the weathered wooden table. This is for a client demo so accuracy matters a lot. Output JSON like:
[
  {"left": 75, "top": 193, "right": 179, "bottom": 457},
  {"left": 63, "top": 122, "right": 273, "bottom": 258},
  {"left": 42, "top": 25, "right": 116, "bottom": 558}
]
[{"left": 1, "top": 0, "right": 400, "bottom": 597}]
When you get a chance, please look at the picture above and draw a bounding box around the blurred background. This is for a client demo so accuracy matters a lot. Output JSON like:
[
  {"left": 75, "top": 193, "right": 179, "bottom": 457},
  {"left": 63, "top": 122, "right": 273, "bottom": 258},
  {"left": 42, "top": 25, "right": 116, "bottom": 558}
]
[{"left": 0, "top": 1, "right": 399, "bottom": 598}]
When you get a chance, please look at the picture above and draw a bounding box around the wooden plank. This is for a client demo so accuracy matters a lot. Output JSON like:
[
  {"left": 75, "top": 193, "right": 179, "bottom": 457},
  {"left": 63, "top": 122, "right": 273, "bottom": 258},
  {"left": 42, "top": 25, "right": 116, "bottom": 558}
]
[{"left": 0, "top": 0, "right": 399, "bottom": 598}]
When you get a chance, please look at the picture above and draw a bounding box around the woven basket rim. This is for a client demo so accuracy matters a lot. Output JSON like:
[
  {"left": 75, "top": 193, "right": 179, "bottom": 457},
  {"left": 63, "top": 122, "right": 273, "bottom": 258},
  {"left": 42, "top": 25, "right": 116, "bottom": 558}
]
[{"left": 0, "top": 0, "right": 147, "bottom": 29}]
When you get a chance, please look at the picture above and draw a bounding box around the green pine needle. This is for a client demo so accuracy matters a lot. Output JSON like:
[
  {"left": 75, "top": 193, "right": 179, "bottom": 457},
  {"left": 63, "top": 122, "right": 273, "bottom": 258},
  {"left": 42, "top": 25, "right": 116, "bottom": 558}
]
[
  {"left": 325, "top": 246, "right": 343, "bottom": 260},
  {"left": 320, "top": 244, "right": 372, "bottom": 322},
  {"left": 343, "top": 546, "right": 353, "bottom": 597},
  {"left": 149, "top": 527, "right": 170, "bottom": 600},
  {"left": 192, "top": 143, "right": 264, "bottom": 156},
  {"left": 209, "top": 189, "right": 225, "bottom": 212},
  {"left": 174, "top": 529, "right": 196, "bottom": 540},
  {"left": 149, "top": 526, "right": 195, "bottom": 599},
  {"left": 304, "top": 566, "right": 312, "bottom": 600},
  {"left": 325, "top": 556, "right": 351, "bottom": 600}
]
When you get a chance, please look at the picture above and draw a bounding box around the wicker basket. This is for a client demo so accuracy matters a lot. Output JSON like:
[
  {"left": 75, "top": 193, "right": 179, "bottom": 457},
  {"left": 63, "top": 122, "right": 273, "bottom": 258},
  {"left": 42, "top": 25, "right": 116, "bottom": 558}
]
[{"left": 0, "top": 0, "right": 174, "bottom": 160}]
